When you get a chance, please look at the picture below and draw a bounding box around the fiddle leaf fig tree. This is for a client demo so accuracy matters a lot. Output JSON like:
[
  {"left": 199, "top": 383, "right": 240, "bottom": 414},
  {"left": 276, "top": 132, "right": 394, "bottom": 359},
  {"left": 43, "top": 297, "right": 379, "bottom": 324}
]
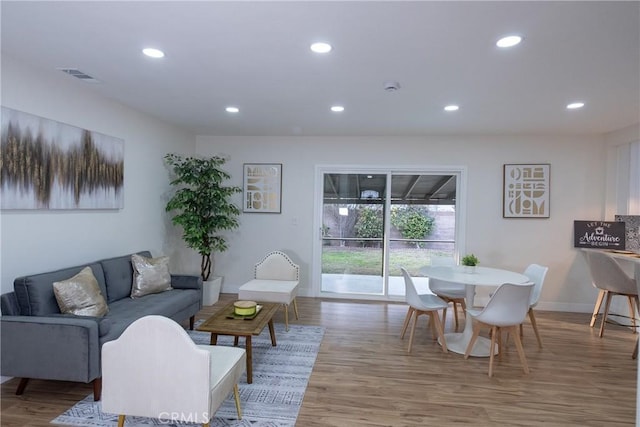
[{"left": 165, "top": 153, "right": 241, "bottom": 281}]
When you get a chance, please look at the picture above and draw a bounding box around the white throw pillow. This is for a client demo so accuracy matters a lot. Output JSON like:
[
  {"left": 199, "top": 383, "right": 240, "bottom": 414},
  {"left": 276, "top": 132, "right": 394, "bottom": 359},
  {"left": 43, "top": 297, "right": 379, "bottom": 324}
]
[
  {"left": 130, "top": 254, "right": 173, "bottom": 298},
  {"left": 53, "top": 266, "right": 109, "bottom": 317}
]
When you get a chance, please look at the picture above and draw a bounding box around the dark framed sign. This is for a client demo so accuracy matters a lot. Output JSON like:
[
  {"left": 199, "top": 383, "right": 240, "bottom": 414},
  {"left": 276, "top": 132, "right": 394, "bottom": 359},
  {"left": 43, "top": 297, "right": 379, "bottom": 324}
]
[{"left": 574, "top": 220, "right": 626, "bottom": 250}]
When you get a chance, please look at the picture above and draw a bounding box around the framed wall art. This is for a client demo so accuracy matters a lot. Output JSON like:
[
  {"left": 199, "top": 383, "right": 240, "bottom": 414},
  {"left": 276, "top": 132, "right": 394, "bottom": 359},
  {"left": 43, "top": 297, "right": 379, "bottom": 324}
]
[
  {"left": 243, "top": 163, "right": 282, "bottom": 213},
  {"left": 503, "top": 163, "right": 550, "bottom": 218},
  {"left": 1, "top": 107, "right": 124, "bottom": 210}
]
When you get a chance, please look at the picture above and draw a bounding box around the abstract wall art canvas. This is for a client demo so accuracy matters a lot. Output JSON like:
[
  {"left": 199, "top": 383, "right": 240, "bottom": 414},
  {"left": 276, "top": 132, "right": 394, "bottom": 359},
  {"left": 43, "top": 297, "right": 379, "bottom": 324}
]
[
  {"left": 503, "top": 163, "right": 550, "bottom": 218},
  {"left": 243, "top": 163, "right": 282, "bottom": 213},
  {"left": 1, "top": 107, "right": 124, "bottom": 209}
]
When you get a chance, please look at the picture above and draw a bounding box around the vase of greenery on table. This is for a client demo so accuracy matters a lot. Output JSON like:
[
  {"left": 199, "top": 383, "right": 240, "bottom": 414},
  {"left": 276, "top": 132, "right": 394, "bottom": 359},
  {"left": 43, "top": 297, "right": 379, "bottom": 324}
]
[
  {"left": 165, "top": 153, "right": 242, "bottom": 304},
  {"left": 461, "top": 253, "right": 479, "bottom": 273}
]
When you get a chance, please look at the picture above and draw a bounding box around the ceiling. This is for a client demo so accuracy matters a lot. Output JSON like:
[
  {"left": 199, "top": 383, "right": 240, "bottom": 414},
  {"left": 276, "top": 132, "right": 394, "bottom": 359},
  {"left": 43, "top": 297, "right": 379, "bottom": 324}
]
[{"left": 1, "top": 1, "right": 639, "bottom": 137}]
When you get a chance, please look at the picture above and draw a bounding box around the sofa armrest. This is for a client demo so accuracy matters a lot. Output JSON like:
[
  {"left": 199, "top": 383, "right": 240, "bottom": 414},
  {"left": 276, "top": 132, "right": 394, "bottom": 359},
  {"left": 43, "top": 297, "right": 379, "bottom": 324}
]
[
  {"left": 0, "top": 315, "right": 101, "bottom": 383},
  {"left": 171, "top": 274, "right": 202, "bottom": 290}
]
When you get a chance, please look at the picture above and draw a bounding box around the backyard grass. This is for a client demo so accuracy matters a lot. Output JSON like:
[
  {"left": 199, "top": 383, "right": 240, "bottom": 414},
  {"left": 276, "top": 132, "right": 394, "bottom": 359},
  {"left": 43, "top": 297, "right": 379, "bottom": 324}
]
[{"left": 321, "top": 246, "right": 453, "bottom": 276}]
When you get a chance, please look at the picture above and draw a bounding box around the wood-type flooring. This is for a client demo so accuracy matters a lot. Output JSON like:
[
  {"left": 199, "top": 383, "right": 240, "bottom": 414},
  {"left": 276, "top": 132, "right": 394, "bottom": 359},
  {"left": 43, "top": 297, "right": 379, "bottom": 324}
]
[{"left": 1, "top": 294, "right": 637, "bottom": 426}]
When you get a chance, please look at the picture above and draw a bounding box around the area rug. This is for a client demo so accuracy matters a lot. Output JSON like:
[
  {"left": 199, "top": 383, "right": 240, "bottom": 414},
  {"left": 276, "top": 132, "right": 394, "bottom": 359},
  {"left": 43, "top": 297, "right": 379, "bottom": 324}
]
[{"left": 51, "top": 323, "right": 325, "bottom": 427}]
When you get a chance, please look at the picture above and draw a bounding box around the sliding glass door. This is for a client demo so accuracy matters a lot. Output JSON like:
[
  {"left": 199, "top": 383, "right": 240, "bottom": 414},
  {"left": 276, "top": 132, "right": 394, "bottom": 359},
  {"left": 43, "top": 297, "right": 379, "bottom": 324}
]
[
  {"left": 315, "top": 167, "right": 463, "bottom": 300},
  {"left": 320, "top": 173, "right": 387, "bottom": 295}
]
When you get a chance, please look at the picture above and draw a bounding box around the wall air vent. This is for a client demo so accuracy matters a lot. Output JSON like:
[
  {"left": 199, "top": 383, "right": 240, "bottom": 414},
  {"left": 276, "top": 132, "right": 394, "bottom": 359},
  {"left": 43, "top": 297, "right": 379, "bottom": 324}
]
[{"left": 57, "top": 68, "right": 100, "bottom": 83}]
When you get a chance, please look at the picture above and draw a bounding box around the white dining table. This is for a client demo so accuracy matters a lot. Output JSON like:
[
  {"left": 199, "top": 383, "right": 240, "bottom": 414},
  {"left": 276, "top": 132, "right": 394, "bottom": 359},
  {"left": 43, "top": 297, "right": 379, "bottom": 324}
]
[{"left": 420, "top": 265, "right": 531, "bottom": 357}]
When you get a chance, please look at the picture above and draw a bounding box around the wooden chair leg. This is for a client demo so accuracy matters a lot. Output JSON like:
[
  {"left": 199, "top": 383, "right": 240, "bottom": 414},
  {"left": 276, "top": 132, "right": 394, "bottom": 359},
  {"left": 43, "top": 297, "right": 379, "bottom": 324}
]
[
  {"left": 117, "top": 415, "right": 125, "bottom": 427},
  {"left": 591, "top": 289, "right": 606, "bottom": 327},
  {"left": 408, "top": 311, "right": 420, "bottom": 353},
  {"left": 464, "top": 322, "right": 482, "bottom": 359},
  {"left": 233, "top": 383, "right": 242, "bottom": 419},
  {"left": 431, "top": 311, "right": 448, "bottom": 353},
  {"left": 401, "top": 307, "right": 414, "bottom": 339},
  {"left": 511, "top": 325, "right": 530, "bottom": 374},
  {"left": 292, "top": 298, "right": 300, "bottom": 320},
  {"left": 450, "top": 301, "right": 458, "bottom": 331},
  {"left": 497, "top": 328, "right": 504, "bottom": 360},
  {"left": 428, "top": 311, "right": 436, "bottom": 340},
  {"left": 442, "top": 307, "right": 448, "bottom": 329},
  {"left": 528, "top": 309, "right": 543, "bottom": 348},
  {"left": 599, "top": 292, "right": 613, "bottom": 338},
  {"left": 488, "top": 326, "right": 498, "bottom": 377},
  {"left": 284, "top": 304, "right": 289, "bottom": 332},
  {"left": 633, "top": 337, "right": 639, "bottom": 359},
  {"left": 628, "top": 296, "right": 637, "bottom": 333}
]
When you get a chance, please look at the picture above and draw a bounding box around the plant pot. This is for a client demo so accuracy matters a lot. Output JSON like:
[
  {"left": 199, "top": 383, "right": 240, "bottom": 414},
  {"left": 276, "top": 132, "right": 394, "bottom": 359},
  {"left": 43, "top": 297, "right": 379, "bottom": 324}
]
[
  {"left": 203, "top": 276, "right": 222, "bottom": 305},
  {"left": 463, "top": 265, "right": 477, "bottom": 274}
]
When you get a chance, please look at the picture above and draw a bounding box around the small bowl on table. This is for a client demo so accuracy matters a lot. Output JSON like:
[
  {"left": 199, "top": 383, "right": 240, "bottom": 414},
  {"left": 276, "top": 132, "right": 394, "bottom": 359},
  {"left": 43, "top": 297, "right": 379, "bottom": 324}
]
[{"left": 234, "top": 300, "right": 258, "bottom": 317}]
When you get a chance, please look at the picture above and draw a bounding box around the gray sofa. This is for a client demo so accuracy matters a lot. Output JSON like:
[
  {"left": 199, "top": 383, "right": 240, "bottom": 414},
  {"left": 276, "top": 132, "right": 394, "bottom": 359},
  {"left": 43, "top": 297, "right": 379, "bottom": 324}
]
[{"left": 0, "top": 251, "right": 202, "bottom": 401}]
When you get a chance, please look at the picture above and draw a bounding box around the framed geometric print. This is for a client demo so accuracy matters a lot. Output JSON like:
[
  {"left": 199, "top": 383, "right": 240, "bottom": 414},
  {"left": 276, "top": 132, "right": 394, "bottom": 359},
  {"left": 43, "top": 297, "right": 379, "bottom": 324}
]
[{"left": 503, "top": 164, "right": 550, "bottom": 218}]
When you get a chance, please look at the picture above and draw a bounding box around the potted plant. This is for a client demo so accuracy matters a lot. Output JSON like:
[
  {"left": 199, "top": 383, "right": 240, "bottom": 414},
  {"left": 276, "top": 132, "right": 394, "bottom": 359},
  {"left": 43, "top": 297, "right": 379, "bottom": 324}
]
[
  {"left": 461, "top": 253, "right": 479, "bottom": 273},
  {"left": 165, "top": 153, "right": 241, "bottom": 304}
]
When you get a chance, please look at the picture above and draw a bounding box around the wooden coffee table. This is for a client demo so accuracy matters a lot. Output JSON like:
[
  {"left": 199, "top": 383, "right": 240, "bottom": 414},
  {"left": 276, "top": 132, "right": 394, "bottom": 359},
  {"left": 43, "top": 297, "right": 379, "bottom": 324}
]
[{"left": 197, "top": 301, "right": 279, "bottom": 383}]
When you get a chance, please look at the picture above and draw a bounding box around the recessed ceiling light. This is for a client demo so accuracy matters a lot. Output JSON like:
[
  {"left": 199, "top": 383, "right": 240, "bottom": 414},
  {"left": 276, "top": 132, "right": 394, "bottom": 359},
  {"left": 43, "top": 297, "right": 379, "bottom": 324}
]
[
  {"left": 310, "top": 42, "right": 332, "bottom": 53},
  {"left": 330, "top": 105, "right": 345, "bottom": 112},
  {"left": 444, "top": 105, "right": 460, "bottom": 112},
  {"left": 142, "top": 48, "right": 165, "bottom": 58},
  {"left": 225, "top": 106, "right": 240, "bottom": 113},
  {"left": 496, "top": 35, "right": 522, "bottom": 48},
  {"left": 566, "top": 102, "right": 585, "bottom": 110}
]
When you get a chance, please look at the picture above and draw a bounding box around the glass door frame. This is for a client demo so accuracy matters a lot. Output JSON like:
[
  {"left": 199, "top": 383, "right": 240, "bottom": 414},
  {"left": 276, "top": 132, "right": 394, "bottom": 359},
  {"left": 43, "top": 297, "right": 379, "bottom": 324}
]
[{"left": 312, "top": 164, "right": 467, "bottom": 301}]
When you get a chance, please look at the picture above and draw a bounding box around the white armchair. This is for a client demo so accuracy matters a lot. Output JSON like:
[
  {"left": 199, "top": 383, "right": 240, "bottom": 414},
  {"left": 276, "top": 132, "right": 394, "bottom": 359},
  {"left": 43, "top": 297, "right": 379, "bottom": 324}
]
[
  {"left": 238, "top": 251, "right": 300, "bottom": 331},
  {"left": 101, "top": 315, "right": 246, "bottom": 427}
]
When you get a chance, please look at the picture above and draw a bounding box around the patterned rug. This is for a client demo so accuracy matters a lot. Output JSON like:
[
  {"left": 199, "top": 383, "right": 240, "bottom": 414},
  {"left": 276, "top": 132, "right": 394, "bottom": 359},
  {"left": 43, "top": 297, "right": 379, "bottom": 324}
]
[{"left": 51, "top": 323, "right": 325, "bottom": 427}]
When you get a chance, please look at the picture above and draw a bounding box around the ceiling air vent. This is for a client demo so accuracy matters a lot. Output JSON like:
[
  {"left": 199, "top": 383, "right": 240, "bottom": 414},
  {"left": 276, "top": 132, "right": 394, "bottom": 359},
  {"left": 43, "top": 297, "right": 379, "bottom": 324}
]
[{"left": 58, "top": 68, "right": 100, "bottom": 83}]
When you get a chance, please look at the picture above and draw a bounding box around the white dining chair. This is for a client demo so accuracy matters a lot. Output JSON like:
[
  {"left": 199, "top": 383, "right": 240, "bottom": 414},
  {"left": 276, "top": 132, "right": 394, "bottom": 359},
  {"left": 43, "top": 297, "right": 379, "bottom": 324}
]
[
  {"left": 585, "top": 250, "right": 639, "bottom": 338},
  {"left": 464, "top": 282, "right": 534, "bottom": 377},
  {"left": 399, "top": 267, "right": 449, "bottom": 353},
  {"left": 428, "top": 255, "right": 467, "bottom": 331},
  {"left": 521, "top": 263, "right": 549, "bottom": 348}
]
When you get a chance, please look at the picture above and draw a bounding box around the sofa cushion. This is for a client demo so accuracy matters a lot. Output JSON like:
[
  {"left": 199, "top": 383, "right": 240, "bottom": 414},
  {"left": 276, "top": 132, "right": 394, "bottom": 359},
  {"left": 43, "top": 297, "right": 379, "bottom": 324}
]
[
  {"left": 53, "top": 267, "right": 109, "bottom": 317},
  {"left": 130, "top": 254, "right": 172, "bottom": 298},
  {"left": 100, "top": 251, "right": 151, "bottom": 303},
  {"left": 99, "top": 288, "right": 200, "bottom": 344},
  {"left": 14, "top": 262, "right": 105, "bottom": 316}
]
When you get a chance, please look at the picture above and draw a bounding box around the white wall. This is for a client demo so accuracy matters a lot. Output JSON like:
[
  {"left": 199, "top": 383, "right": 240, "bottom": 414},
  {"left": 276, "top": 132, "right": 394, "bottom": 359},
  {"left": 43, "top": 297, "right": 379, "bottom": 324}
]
[
  {"left": 604, "top": 123, "right": 640, "bottom": 217},
  {"left": 2, "top": 53, "right": 635, "bottom": 316},
  {"left": 0, "top": 55, "right": 198, "bottom": 295},
  {"left": 197, "top": 134, "right": 608, "bottom": 312}
]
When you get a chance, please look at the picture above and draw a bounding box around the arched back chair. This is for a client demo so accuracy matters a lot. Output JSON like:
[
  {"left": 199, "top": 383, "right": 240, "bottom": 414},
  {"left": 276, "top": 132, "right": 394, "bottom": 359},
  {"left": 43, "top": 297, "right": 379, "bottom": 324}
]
[
  {"left": 238, "top": 251, "right": 300, "bottom": 331},
  {"left": 102, "top": 315, "right": 246, "bottom": 427}
]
